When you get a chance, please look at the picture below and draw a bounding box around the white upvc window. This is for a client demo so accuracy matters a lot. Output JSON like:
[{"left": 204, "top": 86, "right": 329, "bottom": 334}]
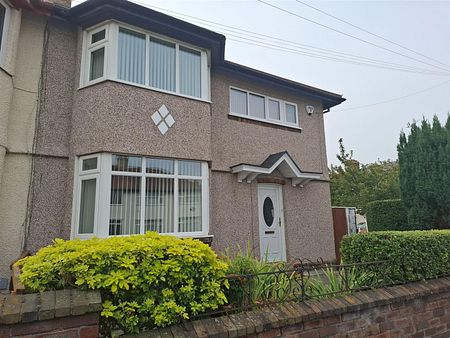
[
  {"left": 229, "top": 87, "right": 300, "bottom": 128},
  {"left": 73, "top": 153, "right": 209, "bottom": 238},
  {"left": 80, "top": 21, "right": 210, "bottom": 101},
  {"left": 0, "top": 0, "right": 11, "bottom": 67}
]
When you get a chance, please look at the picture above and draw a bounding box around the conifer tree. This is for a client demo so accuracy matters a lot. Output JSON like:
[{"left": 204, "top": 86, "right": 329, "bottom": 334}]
[{"left": 397, "top": 115, "right": 450, "bottom": 229}]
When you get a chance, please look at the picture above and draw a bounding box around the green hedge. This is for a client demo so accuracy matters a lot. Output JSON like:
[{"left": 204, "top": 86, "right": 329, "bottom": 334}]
[
  {"left": 16, "top": 233, "right": 227, "bottom": 334},
  {"left": 341, "top": 230, "right": 450, "bottom": 284},
  {"left": 366, "top": 199, "right": 409, "bottom": 231}
]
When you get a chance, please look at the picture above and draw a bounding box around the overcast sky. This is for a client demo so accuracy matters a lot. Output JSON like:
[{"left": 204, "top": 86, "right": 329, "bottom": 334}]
[{"left": 74, "top": 0, "right": 450, "bottom": 165}]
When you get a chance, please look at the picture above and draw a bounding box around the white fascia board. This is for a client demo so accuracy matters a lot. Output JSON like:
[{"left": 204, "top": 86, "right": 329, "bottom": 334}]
[{"left": 231, "top": 165, "right": 271, "bottom": 174}]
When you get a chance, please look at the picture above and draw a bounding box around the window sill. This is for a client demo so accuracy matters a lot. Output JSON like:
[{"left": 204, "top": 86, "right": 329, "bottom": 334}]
[
  {"left": 73, "top": 232, "right": 212, "bottom": 239},
  {"left": 78, "top": 78, "right": 212, "bottom": 104},
  {"left": 228, "top": 113, "right": 302, "bottom": 132}
]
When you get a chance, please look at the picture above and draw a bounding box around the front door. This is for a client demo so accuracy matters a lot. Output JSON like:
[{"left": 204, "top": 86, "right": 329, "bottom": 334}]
[{"left": 258, "top": 184, "right": 286, "bottom": 261}]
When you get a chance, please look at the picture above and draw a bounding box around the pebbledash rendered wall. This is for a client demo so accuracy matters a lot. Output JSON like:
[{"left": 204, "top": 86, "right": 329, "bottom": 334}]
[
  {"left": 18, "top": 11, "right": 335, "bottom": 264},
  {"left": 24, "top": 18, "right": 77, "bottom": 254},
  {"left": 209, "top": 70, "right": 335, "bottom": 261}
]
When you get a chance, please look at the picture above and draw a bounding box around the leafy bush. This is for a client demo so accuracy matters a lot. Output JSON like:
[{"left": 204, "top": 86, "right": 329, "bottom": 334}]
[
  {"left": 366, "top": 199, "right": 409, "bottom": 231},
  {"left": 341, "top": 230, "right": 450, "bottom": 284},
  {"left": 16, "top": 233, "right": 228, "bottom": 335}
]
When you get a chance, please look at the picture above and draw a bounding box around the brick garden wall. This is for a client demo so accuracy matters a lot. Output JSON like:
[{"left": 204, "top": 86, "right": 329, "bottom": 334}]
[
  {"left": 0, "top": 290, "right": 101, "bottom": 338},
  {"left": 141, "top": 277, "right": 450, "bottom": 338}
]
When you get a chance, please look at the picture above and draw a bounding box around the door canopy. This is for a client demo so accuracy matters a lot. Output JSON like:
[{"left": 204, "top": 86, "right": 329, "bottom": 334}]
[{"left": 230, "top": 151, "right": 322, "bottom": 187}]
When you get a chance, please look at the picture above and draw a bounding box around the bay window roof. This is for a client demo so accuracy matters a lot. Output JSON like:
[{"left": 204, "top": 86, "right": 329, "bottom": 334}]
[
  {"left": 230, "top": 151, "right": 323, "bottom": 187},
  {"left": 69, "top": 0, "right": 225, "bottom": 65}
]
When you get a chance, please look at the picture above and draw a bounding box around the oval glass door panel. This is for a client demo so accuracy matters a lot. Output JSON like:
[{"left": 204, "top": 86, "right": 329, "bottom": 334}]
[{"left": 263, "top": 197, "right": 274, "bottom": 227}]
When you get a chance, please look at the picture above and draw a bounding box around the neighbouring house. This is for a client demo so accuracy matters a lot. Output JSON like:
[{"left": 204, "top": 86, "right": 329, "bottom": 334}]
[{"left": 0, "top": 0, "right": 345, "bottom": 279}]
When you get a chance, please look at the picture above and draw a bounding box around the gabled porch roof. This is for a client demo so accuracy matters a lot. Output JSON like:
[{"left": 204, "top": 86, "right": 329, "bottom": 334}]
[{"left": 230, "top": 151, "right": 322, "bottom": 187}]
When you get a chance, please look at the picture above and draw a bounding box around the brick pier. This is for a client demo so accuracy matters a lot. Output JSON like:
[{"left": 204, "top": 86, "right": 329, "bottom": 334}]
[{"left": 0, "top": 290, "right": 101, "bottom": 338}]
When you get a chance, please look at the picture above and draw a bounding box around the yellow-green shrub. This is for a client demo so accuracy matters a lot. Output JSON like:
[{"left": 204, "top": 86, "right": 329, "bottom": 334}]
[{"left": 16, "top": 233, "right": 228, "bottom": 334}]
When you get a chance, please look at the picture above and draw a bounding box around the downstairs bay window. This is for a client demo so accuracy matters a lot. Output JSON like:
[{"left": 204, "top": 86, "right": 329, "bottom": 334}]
[{"left": 73, "top": 153, "right": 209, "bottom": 238}]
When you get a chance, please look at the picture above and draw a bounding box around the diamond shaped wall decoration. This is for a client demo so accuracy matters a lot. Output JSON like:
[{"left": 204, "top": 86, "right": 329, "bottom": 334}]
[
  {"left": 158, "top": 122, "right": 169, "bottom": 135},
  {"left": 165, "top": 115, "right": 175, "bottom": 127},
  {"left": 159, "top": 104, "right": 169, "bottom": 117},
  {"left": 152, "top": 105, "right": 175, "bottom": 135},
  {"left": 151, "top": 111, "right": 162, "bottom": 125}
]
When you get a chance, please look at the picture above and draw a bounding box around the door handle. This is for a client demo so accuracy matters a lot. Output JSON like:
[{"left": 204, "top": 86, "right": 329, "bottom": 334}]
[{"left": 278, "top": 218, "right": 281, "bottom": 227}]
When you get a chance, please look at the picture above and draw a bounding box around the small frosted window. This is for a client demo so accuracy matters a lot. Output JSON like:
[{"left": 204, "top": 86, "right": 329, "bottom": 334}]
[
  {"left": 91, "top": 29, "right": 105, "bottom": 44},
  {"left": 178, "top": 161, "right": 201, "bottom": 177},
  {"left": 82, "top": 158, "right": 97, "bottom": 171}
]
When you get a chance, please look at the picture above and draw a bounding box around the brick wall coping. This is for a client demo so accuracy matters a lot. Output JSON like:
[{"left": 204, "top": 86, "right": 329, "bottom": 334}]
[
  {"left": 125, "top": 277, "right": 450, "bottom": 337},
  {"left": 0, "top": 289, "right": 101, "bottom": 325}
]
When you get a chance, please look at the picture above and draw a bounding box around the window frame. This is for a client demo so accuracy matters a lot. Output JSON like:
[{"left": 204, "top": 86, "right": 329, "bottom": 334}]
[
  {"left": 75, "top": 174, "right": 100, "bottom": 239},
  {"left": 0, "top": 0, "right": 11, "bottom": 68},
  {"left": 229, "top": 86, "right": 300, "bottom": 129},
  {"left": 80, "top": 20, "right": 210, "bottom": 102},
  {"left": 267, "top": 97, "right": 281, "bottom": 122},
  {"left": 72, "top": 153, "right": 209, "bottom": 239},
  {"left": 285, "top": 102, "right": 298, "bottom": 125},
  {"left": 81, "top": 24, "right": 109, "bottom": 85}
]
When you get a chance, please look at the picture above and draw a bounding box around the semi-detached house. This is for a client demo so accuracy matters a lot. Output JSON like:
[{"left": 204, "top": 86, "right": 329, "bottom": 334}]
[{"left": 0, "top": 0, "right": 345, "bottom": 279}]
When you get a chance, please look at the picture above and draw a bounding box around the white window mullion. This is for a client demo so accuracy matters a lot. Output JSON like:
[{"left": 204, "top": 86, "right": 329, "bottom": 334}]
[
  {"left": 246, "top": 92, "right": 250, "bottom": 115},
  {"left": 140, "top": 159, "right": 146, "bottom": 234},
  {"left": 281, "top": 100, "right": 286, "bottom": 124},
  {"left": 174, "top": 160, "right": 179, "bottom": 234},
  {"left": 108, "top": 23, "right": 118, "bottom": 81},
  {"left": 97, "top": 154, "right": 112, "bottom": 238},
  {"left": 202, "top": 162, "right": 209, "bottom": 235},
  {"left": 264, "top": 97, "right": 269, "bottom": 119}
]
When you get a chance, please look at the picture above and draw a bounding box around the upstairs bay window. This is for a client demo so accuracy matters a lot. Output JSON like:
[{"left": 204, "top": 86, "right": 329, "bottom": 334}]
[
  {"left": 229, "top": 87, "right": 300, "bottom": 128},
  {"left": 73, "top": 153, "right": 209, "bottom": 239},
  {"left": 81, "top": 22, "right": 209, "bottom": 100}
]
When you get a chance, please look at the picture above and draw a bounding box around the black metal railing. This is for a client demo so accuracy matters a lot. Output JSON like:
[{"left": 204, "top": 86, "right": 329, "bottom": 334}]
[{"left": 200, "top": 259, "right": 391, "bottom": 317}]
